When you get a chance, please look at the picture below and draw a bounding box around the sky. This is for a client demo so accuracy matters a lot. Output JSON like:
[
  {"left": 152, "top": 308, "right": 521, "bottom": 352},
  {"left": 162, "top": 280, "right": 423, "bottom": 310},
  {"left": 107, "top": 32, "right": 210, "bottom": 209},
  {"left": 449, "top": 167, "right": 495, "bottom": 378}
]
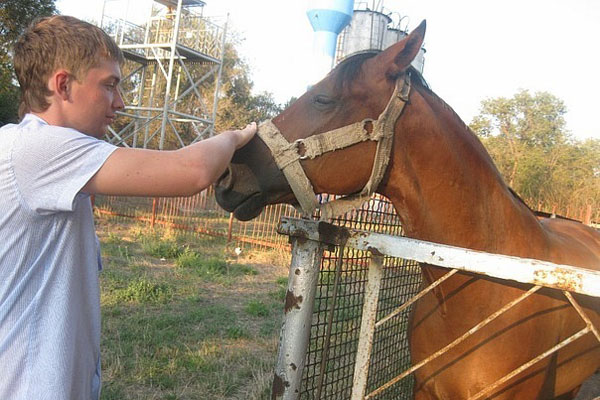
[{"left": 56, "top": 0, "right": 599, "bottom": 140}]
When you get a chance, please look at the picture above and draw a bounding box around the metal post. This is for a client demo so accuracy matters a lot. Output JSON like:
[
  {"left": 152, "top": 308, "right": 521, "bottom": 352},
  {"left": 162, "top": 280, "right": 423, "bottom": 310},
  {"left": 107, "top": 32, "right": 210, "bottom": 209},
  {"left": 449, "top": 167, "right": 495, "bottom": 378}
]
[
  {"left": 272, "top": 235, "right": 324, "bottom": 400},
  {"left": 210, "top": 15, "right": 228, "bottom": 136},
  {"left": 585, "top": 204, "right": 592, "bottom": 225},
  {"left": 227, "top": 213, "right": 234, "bottom": 242},
  {"left": 143, "top": 65, "right": 158, "bottom": 148},
  {"left": 351, "top": 254, "right": 384, "bottom": 400},
  {"left": 100, "top": 0, "right": 107, "bottom": 29},
  {"left": 151, "top": 197, "right": 157, "bottom": 228},
  {"left": 132, "top": 61, "right": 147, "bottom": 148},
  {"left": 159, "top": 0, "right": 183, "bottom": 150}
]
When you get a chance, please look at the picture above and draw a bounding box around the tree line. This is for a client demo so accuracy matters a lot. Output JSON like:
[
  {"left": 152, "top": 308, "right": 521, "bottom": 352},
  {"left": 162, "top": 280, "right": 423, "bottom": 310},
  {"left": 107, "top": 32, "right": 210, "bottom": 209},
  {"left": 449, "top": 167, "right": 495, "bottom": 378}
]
[
  {"left": 470, "top": 90, "right": 599, "bottom": 215},
  {"left": 1, "top": 0, "right": 597, "bottom": 216}
]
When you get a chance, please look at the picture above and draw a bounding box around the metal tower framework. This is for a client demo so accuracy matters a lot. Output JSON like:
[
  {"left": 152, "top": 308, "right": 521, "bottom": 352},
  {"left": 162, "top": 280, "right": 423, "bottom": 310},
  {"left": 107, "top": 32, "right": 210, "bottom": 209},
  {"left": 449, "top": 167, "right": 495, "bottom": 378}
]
[{"left": 101, "top": 0, "right": 227, "bottom": 150}]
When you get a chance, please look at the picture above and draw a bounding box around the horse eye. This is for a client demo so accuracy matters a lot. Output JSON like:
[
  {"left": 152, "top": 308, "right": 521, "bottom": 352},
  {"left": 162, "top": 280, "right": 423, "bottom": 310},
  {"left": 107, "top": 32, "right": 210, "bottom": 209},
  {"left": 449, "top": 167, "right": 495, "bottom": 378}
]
[{"left": 312, "top": 94, "right": 336, "bottom": 108}]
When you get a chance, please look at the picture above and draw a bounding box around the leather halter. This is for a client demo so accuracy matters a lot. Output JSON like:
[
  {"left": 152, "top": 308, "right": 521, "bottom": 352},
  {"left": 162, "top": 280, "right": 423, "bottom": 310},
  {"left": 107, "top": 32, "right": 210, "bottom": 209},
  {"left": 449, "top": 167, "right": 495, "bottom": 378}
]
[{"left": 257, "top": 73, "right": 411, "bottom": 220}]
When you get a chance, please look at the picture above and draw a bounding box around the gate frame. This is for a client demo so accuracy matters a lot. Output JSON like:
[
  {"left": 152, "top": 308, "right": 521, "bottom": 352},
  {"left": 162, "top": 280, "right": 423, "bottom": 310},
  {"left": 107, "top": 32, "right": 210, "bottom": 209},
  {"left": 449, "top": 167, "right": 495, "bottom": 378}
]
[{"left": 272, "top": 217, "right": 600, "bottom": 399}]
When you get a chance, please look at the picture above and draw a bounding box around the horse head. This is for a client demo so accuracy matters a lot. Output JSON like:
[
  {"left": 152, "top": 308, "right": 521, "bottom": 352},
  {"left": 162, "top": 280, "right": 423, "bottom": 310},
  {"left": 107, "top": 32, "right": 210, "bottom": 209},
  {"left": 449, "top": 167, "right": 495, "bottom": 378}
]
[{"left": 215, "top": 21, "right": 426, "bottom": 221}]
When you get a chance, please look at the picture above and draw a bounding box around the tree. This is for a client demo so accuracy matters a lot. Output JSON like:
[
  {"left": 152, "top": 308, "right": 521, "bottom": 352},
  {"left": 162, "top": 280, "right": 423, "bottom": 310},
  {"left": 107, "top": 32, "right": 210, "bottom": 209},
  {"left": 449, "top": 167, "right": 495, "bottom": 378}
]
[
  {"left": 215, "top": 40, "right": 282, "bottom": 132},
  {"left": 470, "top": 90, "right": 599, "bottom": 210},
  {"left": 0, "top": 0, "right": 57, "bottom": 125},
  {"left": 470, "top": 90, "right": 569, "bottom": 187}
]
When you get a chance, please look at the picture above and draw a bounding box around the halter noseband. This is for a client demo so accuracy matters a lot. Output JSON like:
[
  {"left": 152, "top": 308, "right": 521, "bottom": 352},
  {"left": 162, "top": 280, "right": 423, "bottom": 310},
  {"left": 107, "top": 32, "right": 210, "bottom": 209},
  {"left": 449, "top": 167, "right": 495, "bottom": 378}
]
[{"left": 257, "top": 72, "right": 411, "bottom": 220}]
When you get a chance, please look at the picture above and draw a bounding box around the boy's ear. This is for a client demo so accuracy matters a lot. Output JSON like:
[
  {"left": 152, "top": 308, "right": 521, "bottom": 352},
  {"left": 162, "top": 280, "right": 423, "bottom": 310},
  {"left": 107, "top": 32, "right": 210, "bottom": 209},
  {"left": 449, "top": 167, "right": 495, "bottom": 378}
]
[{"left": 50, "top": 70, "right": 72, "bottom": 100}]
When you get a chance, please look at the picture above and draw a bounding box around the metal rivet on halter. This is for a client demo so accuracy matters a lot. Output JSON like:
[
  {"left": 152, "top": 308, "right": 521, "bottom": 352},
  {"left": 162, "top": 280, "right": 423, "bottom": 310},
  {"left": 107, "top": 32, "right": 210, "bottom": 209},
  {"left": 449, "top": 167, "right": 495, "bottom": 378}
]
[{"left": 294, "top": 139, "right": 309, "bottom": 160}]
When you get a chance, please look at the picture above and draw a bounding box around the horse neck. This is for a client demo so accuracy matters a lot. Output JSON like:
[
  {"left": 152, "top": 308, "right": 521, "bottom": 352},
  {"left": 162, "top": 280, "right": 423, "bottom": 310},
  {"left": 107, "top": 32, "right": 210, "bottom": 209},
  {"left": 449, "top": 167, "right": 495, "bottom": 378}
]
[{"left": 382, "top": 86, "right": 547, "bottom": 255}]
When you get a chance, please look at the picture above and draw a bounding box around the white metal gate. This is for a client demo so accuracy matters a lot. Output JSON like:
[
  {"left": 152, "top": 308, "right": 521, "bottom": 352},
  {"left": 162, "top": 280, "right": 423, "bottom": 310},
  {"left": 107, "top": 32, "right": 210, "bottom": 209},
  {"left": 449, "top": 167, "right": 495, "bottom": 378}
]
[{"left": 271, "top": 217, "right": 600, "bottom": 399}]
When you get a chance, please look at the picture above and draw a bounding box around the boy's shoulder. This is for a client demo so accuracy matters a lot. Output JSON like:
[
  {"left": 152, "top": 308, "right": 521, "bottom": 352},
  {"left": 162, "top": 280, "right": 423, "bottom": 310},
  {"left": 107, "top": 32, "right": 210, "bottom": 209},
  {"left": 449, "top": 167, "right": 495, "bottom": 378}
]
[
  {"left": 1, "top": 114, "right": 110, "bottom": 163},
  {"left": 5, "top": 114, "right": 95, "bottom": 143}
]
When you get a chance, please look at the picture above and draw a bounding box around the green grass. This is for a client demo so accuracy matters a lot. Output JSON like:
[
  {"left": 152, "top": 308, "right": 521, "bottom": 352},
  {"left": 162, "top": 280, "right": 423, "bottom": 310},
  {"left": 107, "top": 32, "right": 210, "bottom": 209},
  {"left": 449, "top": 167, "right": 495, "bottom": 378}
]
[
  {"left": 142, "top": 236, "right": 183, "bottom": 259},
  {"left": 96, "top": 218, "right": 290, "bottom": 400},
  {"left": 245, "top": 300, "right": 270, "bottom": 317},
  {"left": 117, "top": 279, "right": 173, "bottom": 303}
]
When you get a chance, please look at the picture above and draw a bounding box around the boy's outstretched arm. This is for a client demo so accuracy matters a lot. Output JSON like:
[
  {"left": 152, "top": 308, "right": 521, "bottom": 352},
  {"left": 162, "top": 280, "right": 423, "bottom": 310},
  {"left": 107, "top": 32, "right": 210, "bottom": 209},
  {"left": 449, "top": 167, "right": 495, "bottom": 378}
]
[{"left": 82, "top": 122, "right": 257, "bottom": 197}]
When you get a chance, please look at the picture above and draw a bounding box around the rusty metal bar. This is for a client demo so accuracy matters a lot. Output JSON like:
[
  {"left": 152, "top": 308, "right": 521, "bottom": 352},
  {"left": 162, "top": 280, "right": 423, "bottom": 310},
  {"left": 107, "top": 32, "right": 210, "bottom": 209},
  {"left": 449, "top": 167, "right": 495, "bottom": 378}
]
[
  {"left": 365, "top": 285, "right": 542, "bottom": 399},
  {"left": 563, "top": 291, "right": 600, "bottom": 343},
  {"left": 375, "top": 268, "right": 458, "bottom": 328},
  {"left": 351, "top": 254, "right": 384, "bottom": 400},
  {"left": 278, "top": 218, "right": 600, "bottom": 297},
  {"left": 468, "top": 327, "right": 591, "bottom": 400},
  {"left": 272, "top": 235, "right": 324, "bottom": 400},
  {"left": 151, "top": 197, "right": 157, "bottom": 227},
  {"left": 227, "top": 213, "right": 234, "bottom": 242}
]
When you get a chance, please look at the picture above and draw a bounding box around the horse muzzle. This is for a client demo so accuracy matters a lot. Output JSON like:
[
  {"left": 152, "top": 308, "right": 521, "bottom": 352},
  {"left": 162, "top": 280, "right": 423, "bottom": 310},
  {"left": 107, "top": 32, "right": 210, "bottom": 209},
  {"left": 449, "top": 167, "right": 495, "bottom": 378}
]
[{"left": 215, "top": 164, "right": 262, "bottom": 218}]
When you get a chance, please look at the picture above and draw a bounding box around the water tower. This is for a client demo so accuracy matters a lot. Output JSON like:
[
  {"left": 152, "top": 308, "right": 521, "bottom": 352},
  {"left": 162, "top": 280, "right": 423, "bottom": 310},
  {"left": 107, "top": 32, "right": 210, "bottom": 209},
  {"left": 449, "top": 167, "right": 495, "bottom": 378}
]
[
  {"left": 336, "top": 2, "right": 426, "bottom": 74},
  {"left": 306, "top": 0, "right": 355, "bottom": 84}
]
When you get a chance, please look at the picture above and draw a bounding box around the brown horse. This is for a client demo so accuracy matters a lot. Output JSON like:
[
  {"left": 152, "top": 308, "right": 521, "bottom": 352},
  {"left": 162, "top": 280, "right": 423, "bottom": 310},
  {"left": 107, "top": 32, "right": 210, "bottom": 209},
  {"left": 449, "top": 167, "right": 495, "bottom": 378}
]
[{"left": 215, "top": 21, "right": 600, "bottom": 399}]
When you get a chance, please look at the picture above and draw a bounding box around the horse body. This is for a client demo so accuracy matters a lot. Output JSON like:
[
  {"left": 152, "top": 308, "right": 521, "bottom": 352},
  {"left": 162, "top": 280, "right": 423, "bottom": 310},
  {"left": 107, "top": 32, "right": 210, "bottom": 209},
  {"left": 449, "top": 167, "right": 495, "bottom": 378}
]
[
  {"left": 371, "top": 47, "right": 600, "bottom": 399},
  {"left": 215, "top": 21, "right": 600, "bottom": 399}
]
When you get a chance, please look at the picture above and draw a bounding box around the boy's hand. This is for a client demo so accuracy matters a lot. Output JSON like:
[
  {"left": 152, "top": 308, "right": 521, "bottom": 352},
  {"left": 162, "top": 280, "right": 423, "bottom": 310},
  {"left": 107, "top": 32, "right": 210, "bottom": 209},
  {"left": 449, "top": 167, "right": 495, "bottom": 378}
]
[{"left": 233, "top": 122, "right": 257, "bottom": 149}]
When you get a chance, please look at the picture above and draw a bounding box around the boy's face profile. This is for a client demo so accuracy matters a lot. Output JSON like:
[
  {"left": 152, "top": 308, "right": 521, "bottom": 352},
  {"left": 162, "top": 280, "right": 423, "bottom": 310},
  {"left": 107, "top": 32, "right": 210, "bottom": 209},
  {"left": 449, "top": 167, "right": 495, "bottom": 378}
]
[{"left": 63, "top": 59, "right": 124, "bottom": 138}]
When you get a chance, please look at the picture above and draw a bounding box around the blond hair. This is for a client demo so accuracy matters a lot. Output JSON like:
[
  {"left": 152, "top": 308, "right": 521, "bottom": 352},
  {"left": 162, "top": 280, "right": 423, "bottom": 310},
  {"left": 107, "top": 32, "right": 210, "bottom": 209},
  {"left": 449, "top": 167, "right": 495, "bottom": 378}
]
[{"left": 13, "top": 15, "right": 124, "bottom": 117}]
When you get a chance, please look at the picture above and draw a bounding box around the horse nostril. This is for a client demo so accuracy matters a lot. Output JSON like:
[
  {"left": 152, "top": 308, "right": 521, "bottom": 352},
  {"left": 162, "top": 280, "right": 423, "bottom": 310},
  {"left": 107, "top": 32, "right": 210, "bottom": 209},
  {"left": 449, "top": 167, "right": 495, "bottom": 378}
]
[{"left": 217, "top": 166, "right": 233, "bottom": 191}]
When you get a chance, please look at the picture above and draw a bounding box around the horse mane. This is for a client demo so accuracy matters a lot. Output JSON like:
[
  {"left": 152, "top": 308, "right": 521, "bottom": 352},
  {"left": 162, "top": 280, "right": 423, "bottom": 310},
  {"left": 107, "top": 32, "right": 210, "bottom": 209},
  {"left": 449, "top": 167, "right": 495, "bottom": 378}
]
[
  {"left": 334, "top": 51, "right": 379, "bottom": 90},
  {"left": 334, "top": 51, "right": 431, "bottom": 92}
]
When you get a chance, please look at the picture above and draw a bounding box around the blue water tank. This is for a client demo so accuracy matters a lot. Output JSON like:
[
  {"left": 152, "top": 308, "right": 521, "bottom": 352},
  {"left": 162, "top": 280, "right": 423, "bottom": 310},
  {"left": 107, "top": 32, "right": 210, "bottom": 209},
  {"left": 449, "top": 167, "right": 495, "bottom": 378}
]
[{"left": 306, "top": 0, "right": 354, "bottom": 82}]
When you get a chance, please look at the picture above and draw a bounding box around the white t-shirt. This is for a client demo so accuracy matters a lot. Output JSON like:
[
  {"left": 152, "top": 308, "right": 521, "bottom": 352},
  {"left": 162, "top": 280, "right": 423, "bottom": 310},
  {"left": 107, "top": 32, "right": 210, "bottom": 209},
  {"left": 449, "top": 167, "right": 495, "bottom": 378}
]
[{"left": 0, "top": 114, "right": 117, "bottom": 399}]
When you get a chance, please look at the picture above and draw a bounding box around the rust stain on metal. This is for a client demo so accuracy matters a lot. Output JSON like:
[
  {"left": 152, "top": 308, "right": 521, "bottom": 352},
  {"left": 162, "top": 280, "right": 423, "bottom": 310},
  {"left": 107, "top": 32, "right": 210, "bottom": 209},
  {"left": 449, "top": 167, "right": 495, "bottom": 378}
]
[
  {"left": 271, "top": 373, "right": 289, "bottom": 399},
  {"left": 284, "top": 290, "right": 303, "bottom": 313},
  {"left": 295, "top": 236, "right": 308, "bottom": 246},
  {"left": 368, "top": 246, "right": 384, "bottom": 257},
  {"left": 533, "top": 268, "right": 583, "bottom": 292},
  {"left": 317, "top": 221, "right": 350, "bottom": 246},
  {"left": 281, "top": 226, "right": 309, "bottom": 245}
]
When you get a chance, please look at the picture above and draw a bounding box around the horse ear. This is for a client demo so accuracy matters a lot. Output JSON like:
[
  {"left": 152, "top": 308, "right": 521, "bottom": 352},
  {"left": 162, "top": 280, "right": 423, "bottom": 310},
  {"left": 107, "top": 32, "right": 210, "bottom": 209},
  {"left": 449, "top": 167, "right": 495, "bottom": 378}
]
[{"left": 382, "top": 20, "right": 426, "bottom": 79}]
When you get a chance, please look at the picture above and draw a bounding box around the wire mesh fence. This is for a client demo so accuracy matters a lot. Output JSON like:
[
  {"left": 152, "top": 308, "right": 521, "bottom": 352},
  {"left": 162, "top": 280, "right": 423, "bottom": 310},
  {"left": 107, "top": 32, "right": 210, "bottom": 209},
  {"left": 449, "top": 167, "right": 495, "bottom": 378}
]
[
  {"left": 93, "top": 186, "right": 300, "bottom": 249},
  {"left": 94, "top": 190, "right": 597, "bottom": 252},
  {"left": 93, "top": 190, "right": 596, "bottom": 399},
  {"left": 93, "top": 190, "right": 411, "bottom": 251},
  {"left": 300, "top": 247, "right": 421, "bottom": 399}
]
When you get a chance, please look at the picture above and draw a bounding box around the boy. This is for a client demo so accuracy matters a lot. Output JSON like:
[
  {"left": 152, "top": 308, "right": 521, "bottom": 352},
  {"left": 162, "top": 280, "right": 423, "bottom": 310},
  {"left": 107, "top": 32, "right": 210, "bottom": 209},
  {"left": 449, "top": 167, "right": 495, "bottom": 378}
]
[{"left": 0, "top": 15, "right": 256, "bottom": 399}]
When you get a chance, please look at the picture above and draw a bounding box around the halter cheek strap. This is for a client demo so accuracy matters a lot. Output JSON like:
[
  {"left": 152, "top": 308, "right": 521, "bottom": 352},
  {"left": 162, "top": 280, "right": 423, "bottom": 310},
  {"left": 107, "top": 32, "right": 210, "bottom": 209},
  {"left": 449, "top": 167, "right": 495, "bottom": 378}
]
[
  {"left": 257, "top": 120, "right": 321, "bottom": 214},
  {"left": 257, "top": 73, "right": 411, "bottom": 220}
]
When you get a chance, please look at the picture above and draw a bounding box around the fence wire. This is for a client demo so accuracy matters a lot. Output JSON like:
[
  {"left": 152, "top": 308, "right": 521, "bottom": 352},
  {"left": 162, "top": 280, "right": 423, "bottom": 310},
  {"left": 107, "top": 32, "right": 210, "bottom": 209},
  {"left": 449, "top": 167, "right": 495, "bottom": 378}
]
[{"left": 299, "top": 245, "right": 421, "bottom": 400}]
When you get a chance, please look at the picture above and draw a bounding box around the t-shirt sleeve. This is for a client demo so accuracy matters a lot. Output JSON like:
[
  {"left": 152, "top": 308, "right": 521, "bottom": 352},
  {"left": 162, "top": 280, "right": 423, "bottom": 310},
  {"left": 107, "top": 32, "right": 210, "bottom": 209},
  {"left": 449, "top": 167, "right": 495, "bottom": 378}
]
[{"left": 13, "top": 126, "right": 118, "bottom": 214}]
